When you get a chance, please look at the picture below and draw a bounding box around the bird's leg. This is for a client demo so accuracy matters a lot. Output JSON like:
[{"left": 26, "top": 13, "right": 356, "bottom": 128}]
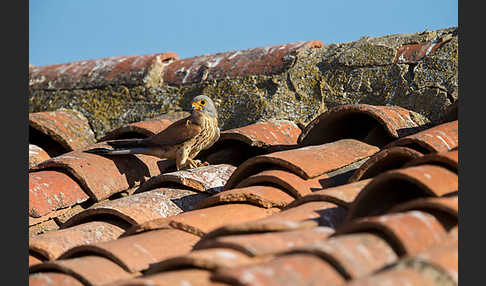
[{"left": 193, "top": 159, "right": 210, "bottom": 167}]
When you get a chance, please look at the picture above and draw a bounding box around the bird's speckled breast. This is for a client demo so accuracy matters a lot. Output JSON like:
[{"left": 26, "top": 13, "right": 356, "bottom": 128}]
[{"left": 188, "top": 115, "right": 219, "bottom": 158}]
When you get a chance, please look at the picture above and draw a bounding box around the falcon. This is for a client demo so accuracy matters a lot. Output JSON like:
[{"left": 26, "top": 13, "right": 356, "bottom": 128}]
[{"left": 85, "top": 95, "right": 220, "bottom": 170}]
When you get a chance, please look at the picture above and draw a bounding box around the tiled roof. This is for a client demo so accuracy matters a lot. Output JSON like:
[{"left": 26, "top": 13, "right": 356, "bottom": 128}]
[{"left": 29, "top": 34, "right": 458, "bottom": 285}]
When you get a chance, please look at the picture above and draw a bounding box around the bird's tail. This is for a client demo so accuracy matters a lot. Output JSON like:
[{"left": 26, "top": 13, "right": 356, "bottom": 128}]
[
  {"left": 106, "top": 139, "right": 146, "bottom": 148},
  {"left": 84, "top": 147, "right": 151, "bottom": 156}
]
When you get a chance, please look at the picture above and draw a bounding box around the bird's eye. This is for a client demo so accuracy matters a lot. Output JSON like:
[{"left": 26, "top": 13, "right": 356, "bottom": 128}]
[{"left": 200, "top": 100, "right": 206, "bottom": 105}]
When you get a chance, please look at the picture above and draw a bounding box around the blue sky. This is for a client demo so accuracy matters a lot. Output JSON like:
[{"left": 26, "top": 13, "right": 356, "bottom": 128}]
[{"left": 29, "top": 0, "right": 458, "bottom": 66}]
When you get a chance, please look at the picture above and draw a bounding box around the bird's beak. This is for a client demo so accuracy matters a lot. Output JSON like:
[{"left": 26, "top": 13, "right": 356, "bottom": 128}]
[{"left": 192, "top": 101, "right": 202, "bottom": 111}]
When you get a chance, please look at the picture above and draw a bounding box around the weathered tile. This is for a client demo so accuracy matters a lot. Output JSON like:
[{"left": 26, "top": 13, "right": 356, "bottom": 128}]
[
  {"left": 348, "top": 147, "right": 423, "bottom": 182},
  {"left": 225, "top": 139, "right": 379, "bottom": 189},
  {"left": 29, "top": 109, "right": 96, "bottom": 155},
  {"left": 298, "top": 104, "right": 427, "bottom": 148},
  {"left": 29, "top": 170, "right": 90, "bottom": 218},
  {"left": 346, "top": 164, "right": 458, "bottom": 220},
  {"left": 386, "top": 120, "right": 458, "bottom": 153},
  {"left": 163, "top": 41, "right": 323, "bottom": 85},
  {"left": 30, "top": 52, "right": 179, "bottom": 90},
  {"left": 29, "top": 221, "right": 126, "bottom": 260}
]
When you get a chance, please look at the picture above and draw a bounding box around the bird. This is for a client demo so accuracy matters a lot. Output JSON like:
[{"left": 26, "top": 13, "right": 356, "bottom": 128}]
[{"left": 85, "top": 95, "right": 220, "bottom": 170}]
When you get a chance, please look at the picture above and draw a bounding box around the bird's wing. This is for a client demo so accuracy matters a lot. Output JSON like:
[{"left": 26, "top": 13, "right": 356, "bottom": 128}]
[{"left": 143, "top": 116, "right": 202, "bottom": 146}]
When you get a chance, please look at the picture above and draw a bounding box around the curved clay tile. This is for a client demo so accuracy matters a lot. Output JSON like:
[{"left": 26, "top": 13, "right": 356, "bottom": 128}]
[
  {"left": 345, "top": 164, "right": 458, "bottom": 220},
  {"left": 385, "top": 120, "right": 458, "bottom": 153},
  {"left": 404, "top": 149, "right": 458, "bottom": 173},
  {"left": 286, "top": 232, "right": 398, "bottom": 279},
  {"left": 194, "top": 227, "right": 334, "bottom": 257},
  {"left": 125, "top": 204, "right": 279, "bottom": 238},
  {"left": 225, "top": 139, "right": 379, "bottom": 190},
  {"left": 29, "top": 272, "right": 84, "bottom": 286},
  {"left": 135, "top": 164, "right": 236, "bottom": 194},
  {"left": 29, "top": 221, "right": 126, "bottom": 261},
  {"left": 59, "top": 228, "right": 200, "bottom": 273},
  {"left": 29, "top": 52, "right": 179, "bottom": 90},
  {"left": 254, "top": 200, "right": 348, "bottom": 230},
  {"left": 234, "top": 169, "right": 331, "bottom": 198},
  {"left": 197, "top": 186, "right": 295, "bottom": 209},
  {"left": 30, "top": 146, "right": 167, "bottom": 202},
  {"left": 398, "top": 238, "right": 458, "bottom": 284},
  {"left": 163, "top": 41, "right": 323, "bottom": 85},
  {"left": 344, "top": 267, "right": 441, "bottom": 286},
  {"left": 29, "top": 256, "right": 133, "bottom": 286},
  {"left": 29, "top": 170, "right": 90, "bottom": 219},
  {"left": 61, "top": 187, "right": 208, "bottom": 228},
  {"left": 348, "top": 146, "right": 424, "bottom": 182},
  {"left": 335, "top": 210, "right": 449, "bottom": 256},
  {"left": 286, "top": 179, "right": 372, "bottom": 209},
  {"left": 99, "top": 112, "right": 190, "bottom": 141},
  {"left": 111, "top": 269, "right": 223, "bottom": 286},
  {"left": 200, "top": 120, "right": 302, "bottom": 166},
  {"left": 29, "top": 144, "right": 51, "bottom": 168},
  {"left": 389, "top": 196, "right": 458, "bottom": 230},
  {"left": 145, "top": 248, "right": 255, "bottom": 274},
  {"left": 212, "top": 253, "right": 346, "bottom": 286},
  {"left": 298, "top": 104, "right": 427, "bottom": 148},
  {"left": 29, "top": 109, "right": 96, "bottom": 157}
]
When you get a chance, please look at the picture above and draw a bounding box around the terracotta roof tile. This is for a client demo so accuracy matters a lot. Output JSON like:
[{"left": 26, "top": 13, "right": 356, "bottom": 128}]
[
  {"left": 127, "top": 204, "right": 279, "bottom": 237},
  {"left": 386, "top": 120, "right": 458, "bottom": 153},
  {"left": 287, "top": 232, "right": 398, "bottom": 279},
  {"left": 29, "top": 109, "right": 96, "bottom": 157},
  {"left": 29, "top": 144, "right": 51, "bottom": 168},
  {"left": 346, "top": 238, "right": 457, "bottom": 286},
  {"left": 197, "top": 186, "right": 295, "bottom": 209},
  {"left": 346, "top": 164, "right": 458, "bottom": 220},
  {"left": 61, "top": 187, "right": 208, "bottom": 228},
  {"left": 298, "top": 104, "right": 426, "bottom": 148},
  {"left": 225, "top": 139, "right": 379, "bottom": 189},
  {"left": 99, "top": 111, "right": 191, "bottom": 141},
  {"left": 404, "top": 149, "right": 458, "bottom": 172},
  {"left": 29, "top": 170, "right": 90, "bottom": 219},
  {"left": 201, "top": 120, "right": 302, "bottom": 166},
  {"left": 234, "top": 169, "right": 330, "bottom": 198},
  {"left": 29, "top": 52, "right": 179, "bottom": 90},
  {"left": 202, "top": 219, "right": 318, "bottom": 240},
  {"left": 29, "top": 272, "right": 84, "bottom": 286},
  {"left": 344, "top": 267, "right": 438, "bottom": 286},
  {"left": 163, "top": 41, "right": 323, "bottom": 85},
  {"left": 398, "top": 238, "right": 458, "bottom": 284},
  {"left": 213, "top": 253, "right": 346, "bottom": 286},
  {"left": 135, "top": 164, "right": 236, "bottom": 194},
  {"left": 394, "top": 35, "right": 453, "bottom": 64},
  {"left": 221, "top": 119, "right": 301, "bottom": 148},
  {"left": 348, "top": 147, "right": 424, "bottom": 182},
  {"left": 112, "top": 269, "right": 226, "bottom": 286},
  {"left": 29, "top": 221, "right": 126, "bottom": 261},
  {"left": 389, "top": 196, "right": 458, "bottom": 230},
  {"left": 195, "top": 226, "right": 334, "bottom": 257},
  {"left": 59, "top": 228, "right": 200, "bottom": 273},
  {"left": 29, "top": 255, "right": 134, "bottom": 286},
  {"left": 286, "top": 179, "right": 372, "bottom": 209},
  {"left": 336, "top": 210, "right": 449, "bottom": 256},
  {"left": 146, "top": 248, "right": 256, "bottom": 273},
  {"left": 254, "top": 200, "right": 348, "bottom": 229},
  {"left": 31, "top": 147, "right": 166, "bottom": 202}
]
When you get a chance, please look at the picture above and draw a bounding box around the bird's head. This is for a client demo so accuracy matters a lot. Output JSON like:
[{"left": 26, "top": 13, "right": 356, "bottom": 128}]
[{"left": 191, "top": 95, "right": 218, "bottom": 117}]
